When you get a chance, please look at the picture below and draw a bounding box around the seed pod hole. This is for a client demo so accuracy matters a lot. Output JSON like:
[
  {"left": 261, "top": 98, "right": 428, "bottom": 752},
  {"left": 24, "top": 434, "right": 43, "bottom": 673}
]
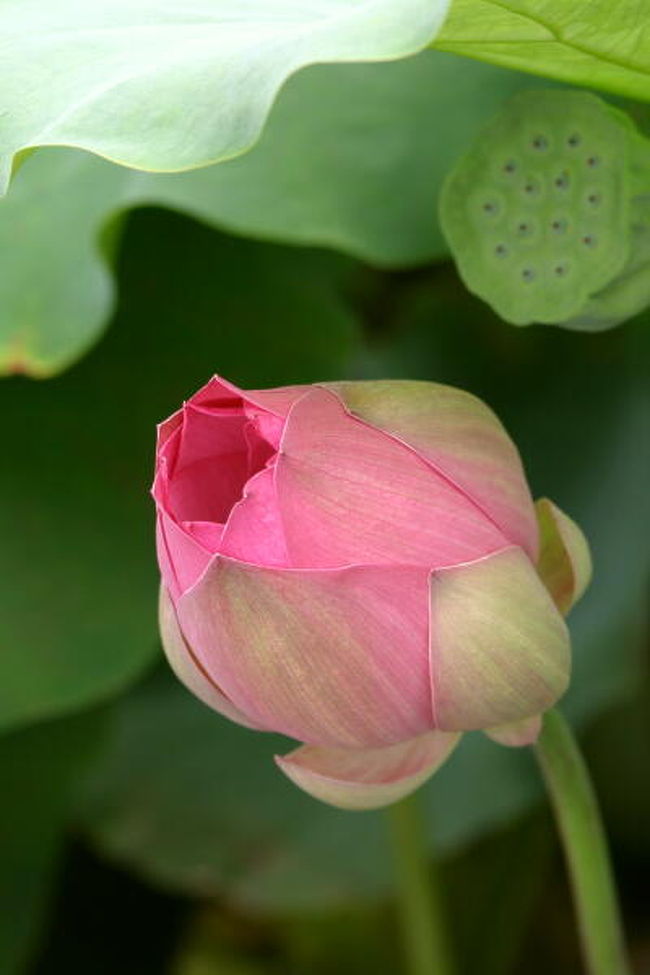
[
  {"left": 531, "top": 135, "right": 548, "bottom": 151},
  {"left": 521, "top": 267, "right": 536, "bottom": 283},
  {"left": 494, "top": 244, "right": 508, "bottom": 258},
  {"left": 582, "top": 234, "right": 597, "bottom": 248},
  {"left": 554, "top": 171, "right": 570, "bottom": 190},
  {"left": 587, "top": 192, "right": 602, "bottom": 207},
  {"left": 567, "top": 133, "right": 582, "bottom": 148},
  {"left": 553, "top": 264, "right": 569, "bottom": 278},
  {"left": 586, "top": 156, "right": 601, "bottom": 169},
  {"left": 551, "top": 218, "right": 568, "bottom": 234},
  {"left": 503, "top": 160, "right": 517, "bottom": 175},
  {"left": 482, "top": 201, "right": 498, "bottom": 215}
]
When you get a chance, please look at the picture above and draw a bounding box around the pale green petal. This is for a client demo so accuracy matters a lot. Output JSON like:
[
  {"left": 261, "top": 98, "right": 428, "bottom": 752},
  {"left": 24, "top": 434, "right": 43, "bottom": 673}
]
[
  {"left": 535, "top": 498, "right": 593, "bottom": 615},
  {"left": 430, "top": 546, "right": 570, "bottom": 731},
  {"left": 276, "top": 731, "right": 460, "bottom": 810},
  {"left": 484, "top": 714, "right": 542, "bottom": 746}
]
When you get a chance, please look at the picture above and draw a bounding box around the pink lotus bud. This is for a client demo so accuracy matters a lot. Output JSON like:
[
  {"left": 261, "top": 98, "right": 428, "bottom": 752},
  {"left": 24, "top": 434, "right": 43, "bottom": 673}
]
[{"left": 152, "top": 377, "right": 590, "bottom": 810}]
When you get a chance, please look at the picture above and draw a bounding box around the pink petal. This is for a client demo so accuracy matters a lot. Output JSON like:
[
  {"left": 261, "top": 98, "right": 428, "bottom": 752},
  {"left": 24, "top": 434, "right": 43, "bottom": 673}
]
[
  {"left": 159, "top": 586, "right": 265, "bottom": 730},
  {"left": 220, "top": 465, "right": 289, "bottom": 566},
  {"left": 275, "top": 387, "right": 506, "bottom": 569},
  {"left": 168, "top": 404, "right": 250, "bottom": 524},
  {"left": 156, "top": 510, "right": 214, "bottom": 603},
  {"left": 430, "top": 546, "right": 570, "bottom": 731},
  {"left": 192, "top": 375, "right": 308, "bottom": 421},
  {"left": 330, "top": 381, "right": 539, "bottom": 560},
  {"left": 244, "top": 417, "right": 278, "bottom": 468},
  {"left": 189, "top": 375, "right": 243, "bottom": 409},
  {"left": 177, "top": 558, "right": 434, "bottom": 749},
  {"left": 484, "top": 715, "right": 542, "bottom": 747},
  {"left": 182, "top": 521, "right": 225, "bottom": 552},
  {"left": 156, "top": 377, "right": 304, "bottom": 458},
  {"left": 153, "top": 380, "right": 291, "bottom": 590},
  {"left": 151, "top": 424, "right": 180, "bottom": 510},
  {"left": 155, "top": 517, "right": 179, "bottom": 601},
  {"left": 276, "top": 731, "right": 460, "bottom": 810},
  {"left": 535, "top": 498, "right": 592, "bottom": 615},
  {"left": 240, "top": 384, "right": 310, "bottom": 418},
  {"left": 156, "top": 409, "right": 183, "bottom": 453}
]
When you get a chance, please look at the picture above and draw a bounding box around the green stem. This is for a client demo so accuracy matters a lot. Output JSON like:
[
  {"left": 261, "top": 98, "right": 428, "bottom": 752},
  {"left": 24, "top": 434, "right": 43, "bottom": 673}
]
[
  {"left": 387, "top": 794, "right": 455, "bottom": 975},
  {"left": 534, "top": 709, "right": 630, "bottom": 975}
]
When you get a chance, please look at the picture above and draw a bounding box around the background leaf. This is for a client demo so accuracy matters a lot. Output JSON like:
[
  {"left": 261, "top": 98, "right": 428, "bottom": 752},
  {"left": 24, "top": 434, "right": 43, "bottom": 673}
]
[
  {"left": 435, "top": 0, "right": 650, "bottom": 101},
  {"left": 78, "top": 667, "right": 541, "bottom": 911},
  {"left": 0, "top": 52, "right": 546, "bottom": 375},
  {"left": 0, "top": 210, "right": 360, "bottom": 732},
  {"left": 0, "top": 0, "right": 449, "bottom": 187},
  {"left": 0, "top": 708, "right": 106, "bottom": 975}
]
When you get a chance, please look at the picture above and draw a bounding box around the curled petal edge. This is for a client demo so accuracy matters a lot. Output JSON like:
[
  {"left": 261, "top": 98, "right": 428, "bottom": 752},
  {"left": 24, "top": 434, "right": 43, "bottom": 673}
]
[
  {"left": 535, "top": 498, "right": 593, "bottom": 615},
  {"left": 192, "top": 374, "right": 309, "bottom": 419},
  {"left": 275, "top": 730, "right": 460, "bottom": 811}
]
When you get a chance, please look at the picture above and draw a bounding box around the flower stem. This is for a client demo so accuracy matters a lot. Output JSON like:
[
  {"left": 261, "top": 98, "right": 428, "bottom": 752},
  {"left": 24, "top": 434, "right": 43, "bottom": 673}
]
[
  {"left": 387, "top": 794, "right": 455, "bottom": 975},
  {"left": 534, "top": 709, "right": 630, "bottom": 975}
]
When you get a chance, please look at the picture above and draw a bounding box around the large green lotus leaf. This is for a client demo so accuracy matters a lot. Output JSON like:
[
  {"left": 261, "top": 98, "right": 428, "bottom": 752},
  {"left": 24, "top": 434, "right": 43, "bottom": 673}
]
[
  {"left": 0, "top": 708, "right": 106, "bottom": 975},
  {"left": 0, "top": 52, "right": 543, "bottom": 376},
  {"left": 0, "top": 209, "right": 360, "bottom": 732},
  {"left": 435, "top": 0, "right": 650, "bottom": 101},
  {"left": 0, "top": 0, "right": 450, "bottom": 188}
]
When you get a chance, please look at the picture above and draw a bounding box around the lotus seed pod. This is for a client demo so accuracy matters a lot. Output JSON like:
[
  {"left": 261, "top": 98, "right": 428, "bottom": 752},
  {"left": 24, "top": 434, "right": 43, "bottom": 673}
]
[
  {"left": 568, "top": 194, "right": 650, "bottom": 330},
  {"left": 440, "top": 90, "right": 650, "bottom": 327}
]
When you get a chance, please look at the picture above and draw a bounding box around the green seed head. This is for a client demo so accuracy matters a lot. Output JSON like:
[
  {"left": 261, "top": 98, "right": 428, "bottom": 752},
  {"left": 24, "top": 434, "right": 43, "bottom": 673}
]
[
  {"left": 440, "top": 91, "right": 639, "bottom": 326},
  {"left": 567, "top": 195, "right": 650, "bottom": 330}
]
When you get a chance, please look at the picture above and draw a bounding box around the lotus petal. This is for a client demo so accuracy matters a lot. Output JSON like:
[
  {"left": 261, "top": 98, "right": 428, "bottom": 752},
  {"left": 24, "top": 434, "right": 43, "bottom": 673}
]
[
  {"left": 332, "top": 380, "right": 538, "bottom": 559},
  {"left": 193, "top": 375, "right": 308, "bottom": 424},
  {"left": 155, "top": 510, "right": 216, "bottom": 602},
  {"left": 535, "top": 498, "right": 592, "bottom": 614},
  {"left": 275, "top": 386, "right": 506, "bottom": 569},
  {"left": 484, "top": 714, "right": 542, "bottom": 746},
  {"left": 430, "top": 546, "right": 570, "bottom": 731},
  {"left": 178, "top": 557, "right": 434, "bottom": 748},
  {"left": 159, "top": 586, "right": 265, "bottom": 730},
  {"left": 276, "top": 730, "right": 459, "bottom": 810},
  {"left": 220, "top": 465, "right": 289, "bottom": 566}
]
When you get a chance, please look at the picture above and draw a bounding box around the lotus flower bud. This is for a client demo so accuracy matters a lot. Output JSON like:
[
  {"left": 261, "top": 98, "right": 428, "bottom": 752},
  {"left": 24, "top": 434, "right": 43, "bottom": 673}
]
[{"left": 152, "top": 377, "right": 591, "bottom": 810}]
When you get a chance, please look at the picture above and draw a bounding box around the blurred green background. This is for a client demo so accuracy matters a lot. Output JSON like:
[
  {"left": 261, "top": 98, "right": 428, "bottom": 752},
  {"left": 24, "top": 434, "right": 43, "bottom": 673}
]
[{"left": 0, "top": 49, "right": 648, "bottom": 975}]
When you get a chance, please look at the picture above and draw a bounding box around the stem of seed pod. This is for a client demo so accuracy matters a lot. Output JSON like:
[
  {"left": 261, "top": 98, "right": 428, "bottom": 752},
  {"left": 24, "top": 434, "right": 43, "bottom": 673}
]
[
  {"left": 534, "top": 709, "right": 630, "bottom": 975},
  {"left": 387, "top": 794, "right": 456, "bottom": 975}
]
